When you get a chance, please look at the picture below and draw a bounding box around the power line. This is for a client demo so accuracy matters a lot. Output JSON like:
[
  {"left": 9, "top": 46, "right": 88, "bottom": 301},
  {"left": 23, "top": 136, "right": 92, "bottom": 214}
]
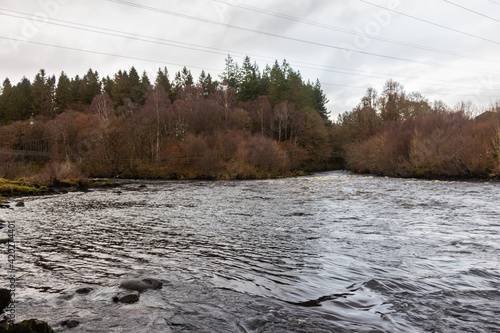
[
  {"left": 0, "top": 35, "right": 222, "bottom": 73},
  {"left": 214, "top": 0, "right": 500, "bottom": 65},
  {"left": 1, "top": 7, "right": 498, "bottom": 100},
  {"left": 1, "top": 23, "right": 497, "bottom": 95},
  {"left": 290, "top": 62, "right": 500, "bottom": 90},
  {"left": 323, "top": 82, "right": 499, "bottom": 98},
  {"left": 0, "top": 9, "right": 241, "bottom": 60},
  {"left": 442, "top": 0, "right": 500, "bottom": 23},
  {"left": 3, "top": 4, "right": 497, "bottom": 87},
  {"left": 2, "top": 7, "right": 496, "bottom": 90},
  {"left": 108, "top": 0, "right": 500, "bottom": 76},
  {"left": 359, "top": 0, "right": 500, "bottom": 46},
  {"left": 0, "top": 8, "right": 489, "bottom": 90}
]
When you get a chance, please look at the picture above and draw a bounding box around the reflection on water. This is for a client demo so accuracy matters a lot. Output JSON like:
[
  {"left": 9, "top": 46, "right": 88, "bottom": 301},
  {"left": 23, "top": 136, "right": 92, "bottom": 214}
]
[{"left": 1, "top": 171, "right": 499, "bottom": 332}]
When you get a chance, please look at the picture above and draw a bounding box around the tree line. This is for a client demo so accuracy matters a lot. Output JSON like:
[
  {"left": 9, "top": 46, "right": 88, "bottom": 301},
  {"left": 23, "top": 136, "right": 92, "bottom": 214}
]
[
  {"left": 0, "top": 56, "right": 335, "bottom": 181},
  {"left": 2, "top": 57, "right": 499, "bottom": 182},
  {"left": 334, "top": 80, "right": 500, "bottom": 179}
]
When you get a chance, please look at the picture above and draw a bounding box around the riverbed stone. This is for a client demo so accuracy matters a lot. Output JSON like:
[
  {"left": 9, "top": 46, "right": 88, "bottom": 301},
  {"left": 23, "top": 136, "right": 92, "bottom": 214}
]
[
  {"left": 61, "top": 319, "right": 80, "bottom": 329},
  {"left": 5, "top": 319, "right": 55, "bottom": 333},
  {"left": 119, "top": 278, "right": 163, "bottom": 292},
  {"left": 15, "top": 201, "right": 25, "bottom": 207},
  {"left": 0, "top": 289, "right": 11, "bottom": 313},
  {"left": 75, "top": 287, "right": 93, "bottom": 295},
  {"left": 113, "top": 290, "right": 140, "bottom": 304}
]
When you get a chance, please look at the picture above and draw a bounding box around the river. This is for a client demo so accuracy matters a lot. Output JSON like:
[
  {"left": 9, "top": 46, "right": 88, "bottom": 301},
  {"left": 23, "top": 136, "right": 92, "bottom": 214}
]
[{"left": 1, "top": 171, "right": 499, "bottom": 332}]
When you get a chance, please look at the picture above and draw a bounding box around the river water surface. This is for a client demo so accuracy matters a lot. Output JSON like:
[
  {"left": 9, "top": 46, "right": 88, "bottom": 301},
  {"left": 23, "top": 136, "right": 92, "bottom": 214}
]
[{"left": 1, "top": 171, "right": 499, "bottom": 332}]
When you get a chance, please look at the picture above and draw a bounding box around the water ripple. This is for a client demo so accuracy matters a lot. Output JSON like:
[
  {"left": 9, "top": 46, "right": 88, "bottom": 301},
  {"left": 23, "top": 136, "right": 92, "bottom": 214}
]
[{"left": 1, "top": 172, "right": 499, "bottom": 332}]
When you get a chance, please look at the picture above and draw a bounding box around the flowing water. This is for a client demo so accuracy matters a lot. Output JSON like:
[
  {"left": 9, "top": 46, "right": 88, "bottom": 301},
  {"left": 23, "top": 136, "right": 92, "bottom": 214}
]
[{"left": 1, "top": 171, "right": 499, "bottom": 332}]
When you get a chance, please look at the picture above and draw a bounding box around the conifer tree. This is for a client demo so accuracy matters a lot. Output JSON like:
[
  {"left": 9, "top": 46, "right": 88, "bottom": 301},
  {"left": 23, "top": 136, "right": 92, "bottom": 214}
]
[
  {"left": 128, "top": 67, "right": 145, "bottom": 105},
  {"left": 310, "top": 79, "right": 330, "bottom": 120},
  {"left": 267, "top": 61, "right": 287, "bottom": 108},
  {"left": 220, "top": 54, "right": 240, "bottom": 91},
  {"left": 156, "top": 67, "right": 173, "bottom": 100},
  {"left": 32, "top": 69, "right": 56, "bottom": 117},
  {"left": 198, "top": 70, "right": 218, "bottom": 95},
  {"left": 81, "top": 69, "right": 101, "bottom": 104},
  {"left": 55, "top": 72, "right": 72, "bottom": 111},
  {"left": 0, "top": 78, "right": 12, "bottom": 124},
  {"left": 102, "top": 75, "right": 115, "bottom": 96},
  {"left": 238, "top": 56, "right": 261, "bottom": 102}
]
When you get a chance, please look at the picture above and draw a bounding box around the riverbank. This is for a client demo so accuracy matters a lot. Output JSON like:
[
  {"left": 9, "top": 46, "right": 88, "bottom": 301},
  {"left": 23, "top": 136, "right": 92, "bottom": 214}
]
[
  {"left": 0, "top": 178, "right": 114, "bottom": 203},
  {"left": 2, "top": 169, "right": 499, "bottom": 204}
]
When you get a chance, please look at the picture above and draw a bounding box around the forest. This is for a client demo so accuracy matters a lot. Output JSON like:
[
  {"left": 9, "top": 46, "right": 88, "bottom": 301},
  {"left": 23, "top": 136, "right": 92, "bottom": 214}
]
[
  {"left": 0, "top": 56, "right": 334, "bottom": 183},
  {"left": 1, "top": 55, "right": 500, "bottom": 185}
]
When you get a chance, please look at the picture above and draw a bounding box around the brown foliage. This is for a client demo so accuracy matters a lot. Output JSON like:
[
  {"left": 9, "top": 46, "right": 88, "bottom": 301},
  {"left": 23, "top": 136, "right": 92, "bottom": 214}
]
[
  {"left": 1, "top": 76, "right": 333, "bottom": 180},
  {"left": 345, "top": 109, "right": 500, "bottom": 178},
  {"left": 35, "top": 160, "right": 86, "bottom": 184}
]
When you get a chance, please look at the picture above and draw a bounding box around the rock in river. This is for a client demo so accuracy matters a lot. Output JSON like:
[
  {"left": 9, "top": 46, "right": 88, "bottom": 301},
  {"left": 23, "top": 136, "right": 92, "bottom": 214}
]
[
  {"left": 61, "top": 319, "right": 80, "bottom": 329},
  {"left": 75, "top": 287, "right": 93, "bottom": 295},
  {"left": 113, "top": 291, "right": 140, "bottom": 304},
  {"left": 119, "top": 278, "right": 163, "bottom": 292}
]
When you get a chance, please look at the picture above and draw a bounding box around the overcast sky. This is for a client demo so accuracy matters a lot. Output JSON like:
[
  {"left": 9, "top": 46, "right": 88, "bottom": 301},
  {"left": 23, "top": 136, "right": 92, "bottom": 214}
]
[{"left": 1, "top": 0, "right": 500, "bottom": 119}]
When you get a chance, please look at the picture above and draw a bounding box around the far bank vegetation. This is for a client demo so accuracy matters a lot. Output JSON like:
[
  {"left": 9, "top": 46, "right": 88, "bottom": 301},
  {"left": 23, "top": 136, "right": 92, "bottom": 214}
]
[
  {"left": 335, "top": 81, "right": 500, "bottom": 179},
  {"left": 0, "top": 56, "right": 333, "bottom": 182},
  {"left": 1, "top": 56, "right": 500, "bottom": 183}
]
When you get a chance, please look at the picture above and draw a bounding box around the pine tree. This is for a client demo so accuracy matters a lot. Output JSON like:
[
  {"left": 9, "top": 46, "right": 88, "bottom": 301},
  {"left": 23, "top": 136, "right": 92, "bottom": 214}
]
[
  {"left": 71, "top": 75, "right": 84, "bottom": 103},
  {"left": 55, "top": 71, "right": 72, "bottom": 111},
  {"left": 267, "top": 60, "right": 287, "bottom": 108},
  {"left": 310, "top": 79, "right": 330, "bottom": 120},
  {"left": 17, "top": 78, "right": 33, "bottom": 119},
  {"left": 220, "top": 54, "right": 240, "bottom": 91},
  {"left": 0, "top": 78, "right": 12, "bottom": 124},
  {"left": 155, "top": 67, "right": 173, "bottom": 100},
  {"left": 32, "top": 69, "right": 56, "bottom": 117},
  {"left": 238, "top": 56, "right": 261, "bottom": 102},
  {"left": 81, "top": 69, "right": 101, "bottom": 104},
  {"left": 102, "top": 75, "right": 115, "bottom": 96},
  {"left": 2, "top": 77, "right": 33, "bottom": 122},
  {"left": 180, "top": 67, "right": 193, "bottom": 86},
  {"left": 141, "top": 71, "right": 151, "bottom": 90},
  {"left": 129, "top": 67, "right": 145, "bottom": 105},
  {"left": 198, "top": 70, "right": 217, "bottom": 95},
  {"left": 111, "top": 70, "right": 129, "bottom": 106},
  {"left": 284, "top": 68, "right": 308, "bottom": 109}
]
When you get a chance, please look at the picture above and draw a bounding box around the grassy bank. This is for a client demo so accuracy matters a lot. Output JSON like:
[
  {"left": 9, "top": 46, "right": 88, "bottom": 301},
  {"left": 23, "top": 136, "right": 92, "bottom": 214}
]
[
  {"left": 0, "top": 178, "right": 48, "bottom": 202},
  {"left": 0, "top": 177, "right": 115, "bottom": 202}
]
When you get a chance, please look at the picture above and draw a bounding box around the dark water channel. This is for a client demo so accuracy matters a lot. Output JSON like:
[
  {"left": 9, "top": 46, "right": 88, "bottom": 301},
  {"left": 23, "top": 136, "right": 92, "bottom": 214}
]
[{"left": 1, "top": 171, "right": 499, "bottom": 332}]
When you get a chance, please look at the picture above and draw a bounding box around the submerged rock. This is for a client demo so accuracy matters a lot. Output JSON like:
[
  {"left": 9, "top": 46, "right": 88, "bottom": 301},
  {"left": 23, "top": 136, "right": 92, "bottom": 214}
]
[
  {"left": 60, "top": 319, "right": 80, "bottom": 329},
  {"left": 75, "top": 287, "right": 93, "bottom": 295},
  {"left": 112, "top": 291, "right": 140, "bottom": 304},
  {"left": 119, "top": 278, "right": 162, "bottom": 292}
]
